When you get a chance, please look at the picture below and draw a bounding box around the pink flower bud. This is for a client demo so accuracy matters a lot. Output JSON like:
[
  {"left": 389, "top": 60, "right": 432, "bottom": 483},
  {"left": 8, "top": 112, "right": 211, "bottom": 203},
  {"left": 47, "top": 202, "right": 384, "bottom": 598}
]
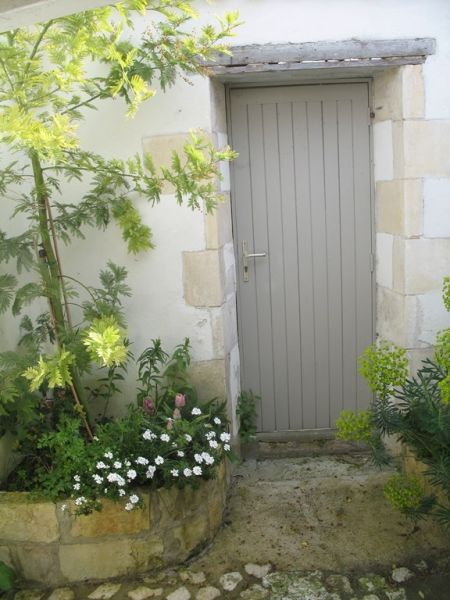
[
  {"left": 175, "top": 393, "right": 186, "bottom": 408},
  {"left": 166, "top": 418, "right": 174, "bottom": 430},
  {"left": 143, "top": 397, "right": 155, "bottom": 415},
  {"left": 173, "top": 408, "right": 181, "bottom": 420}
]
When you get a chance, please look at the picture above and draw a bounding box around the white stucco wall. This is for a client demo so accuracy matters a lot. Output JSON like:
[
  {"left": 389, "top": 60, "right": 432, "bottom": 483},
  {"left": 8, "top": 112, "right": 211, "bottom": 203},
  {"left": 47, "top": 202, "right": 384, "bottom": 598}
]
[{"left": 1, "top": 0, "right": 449, "bottom": 420}]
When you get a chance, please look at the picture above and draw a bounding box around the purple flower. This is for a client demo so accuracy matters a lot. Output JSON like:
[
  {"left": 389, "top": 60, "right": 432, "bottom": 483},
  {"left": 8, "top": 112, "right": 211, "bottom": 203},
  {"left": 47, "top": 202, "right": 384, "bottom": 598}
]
[
  {"left": 175, "top": 393, "right": 186, "bottom": 408},
  {"left": 143, "top": 396, "right": 155, "bottom": 415}
]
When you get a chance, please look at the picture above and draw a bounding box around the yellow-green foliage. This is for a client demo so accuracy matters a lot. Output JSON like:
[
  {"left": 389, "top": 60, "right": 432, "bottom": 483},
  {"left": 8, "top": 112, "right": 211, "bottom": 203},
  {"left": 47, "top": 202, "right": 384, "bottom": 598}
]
[
  {"left": 83, "top": 316, "right": 127, "bottom": 367},
  {"left": 384, "top": 474, "right": 424, "bottom": 512},
  {"left": 358, "top": 340, "right": 408, "bottom": 399},
  {"left": 336, "top": 409, "right": 373, "bottom": 442},
  {"left": 23, "top": 349, "right": 75, "bottom": 391}
]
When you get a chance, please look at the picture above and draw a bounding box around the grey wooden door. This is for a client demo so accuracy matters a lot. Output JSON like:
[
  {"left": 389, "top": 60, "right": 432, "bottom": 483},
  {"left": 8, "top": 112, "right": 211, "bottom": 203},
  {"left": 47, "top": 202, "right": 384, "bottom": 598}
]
[{"left": 229, "top": 83, "right": 374, "bottom": 433}]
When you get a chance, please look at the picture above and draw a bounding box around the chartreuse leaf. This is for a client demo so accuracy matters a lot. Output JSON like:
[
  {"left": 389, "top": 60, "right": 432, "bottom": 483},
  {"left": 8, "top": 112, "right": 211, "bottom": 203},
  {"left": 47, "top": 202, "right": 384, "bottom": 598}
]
[
  {"left": 83, "top": 316, "right": 127, "bottom": 367},
  {"left": 23, "top": 349, "right": 76, "bottom": 391}
]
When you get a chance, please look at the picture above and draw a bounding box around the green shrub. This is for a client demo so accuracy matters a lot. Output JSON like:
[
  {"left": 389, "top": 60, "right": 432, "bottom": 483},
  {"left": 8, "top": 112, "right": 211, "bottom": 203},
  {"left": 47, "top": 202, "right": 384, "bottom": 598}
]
[
  {"left": 384, "top": 474, "right": 425, "bottom": 514},
  {"left": 337, "top": 277, "right": 450, "bottom": 526},
  {"left": 236, "top": 390, "right": 259, "bottom": 443}
]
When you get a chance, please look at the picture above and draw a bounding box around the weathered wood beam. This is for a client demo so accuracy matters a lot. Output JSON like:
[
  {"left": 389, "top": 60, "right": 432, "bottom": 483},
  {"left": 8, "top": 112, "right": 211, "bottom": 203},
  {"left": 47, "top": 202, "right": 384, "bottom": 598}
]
[
  {"left": 206, "top": 38, "right": 436, "bottom": 68},
  {"left": 209, "top": 56, "right": 428, "bottom": 77}
]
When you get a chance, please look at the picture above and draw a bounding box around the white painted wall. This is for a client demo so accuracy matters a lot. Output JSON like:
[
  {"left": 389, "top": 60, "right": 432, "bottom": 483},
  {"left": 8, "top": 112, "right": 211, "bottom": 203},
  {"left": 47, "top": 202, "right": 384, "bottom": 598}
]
[{"left": 1, "top": 0, "right": 450, "bottom": 415}]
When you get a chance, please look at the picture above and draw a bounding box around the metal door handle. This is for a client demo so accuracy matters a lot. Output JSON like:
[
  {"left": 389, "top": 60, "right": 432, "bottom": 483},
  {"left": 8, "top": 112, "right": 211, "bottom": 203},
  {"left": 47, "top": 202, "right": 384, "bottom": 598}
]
[{"left": 242, "top": 240, "right": 267, "bottom": 282}]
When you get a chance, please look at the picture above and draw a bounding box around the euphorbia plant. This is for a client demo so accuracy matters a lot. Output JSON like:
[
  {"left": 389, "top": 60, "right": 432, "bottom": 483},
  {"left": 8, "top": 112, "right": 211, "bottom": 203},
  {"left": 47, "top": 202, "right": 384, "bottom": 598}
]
[{"left": 0, "top": 1, "right": 238, "bottom": 440}]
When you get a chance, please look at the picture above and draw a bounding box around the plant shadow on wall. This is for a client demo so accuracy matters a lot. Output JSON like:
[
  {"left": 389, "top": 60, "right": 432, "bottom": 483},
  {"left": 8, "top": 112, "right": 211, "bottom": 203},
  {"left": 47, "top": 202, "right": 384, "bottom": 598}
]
[
  {"left": 337, "top": 277, "right": 450, "bottom": 527},
  {"left": 0, "top": 1, "right": 240, "bottom": 511}
]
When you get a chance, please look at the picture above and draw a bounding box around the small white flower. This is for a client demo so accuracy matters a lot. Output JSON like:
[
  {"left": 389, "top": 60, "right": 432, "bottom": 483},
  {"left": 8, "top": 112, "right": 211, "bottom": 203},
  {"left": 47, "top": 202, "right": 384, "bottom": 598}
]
[
  {"left": 117, "top": 476, "right": 125, "bottom": 486},
  {"left": 104, "top": 451, "right": 113, "bottom": 459},
  {"left": 125, "top": 460, "right": 131, "bottom": 467},
  {"left": 119, "top": 489, "right": 126, "bottom": 497},
  {"left": 201, "top": 452, "right": 214, "bottom": 465},
  {"left": 60, "top": 504, "right": 67, "bottom": 512},
  {"left": 171, "top": 442, "right": 177, "bottom": 448},
  {"left": 93, "top": 436, "right": 99, "bottom": 441},
  {"left": 135, "top": 456, "right": 149, "bottom": 465},
  {"left": 193, "top": 466, "right": 202, "bottom": 476},
  {"left": 209, "top": 440, "right": 218, "bottom": 449},
  {"left": 104, "top": 488, "right": 108, "bottom": 494},
  {"left": 213, "top": 417, "right": 221, "bottom": 425},
  {"left": 184, "top": 434, "right": 192, "bottom": 442},
  {"left": 96, "top": 461, "right": 107, "bottom": 469},
  {"left": 155, "top": 455, "right": 164, "bottom": 465},
  {"left": 127, "top": 469, "right": 137, "bottom": 480},
  {"left": 125, "top": 503, "right": 133, "bottom": 511},
  {"left": 183, "top": 468, "right": 192, "bottom": 477},
  {"left": 92, "top": 474, "right": 103, "bottom": 485},
  {"left": 220, "top": 432, "right": 231, "bottom": 442},
  {"left": 113, "top": 461, "right": 122, "bottom": 469},
  {"left": 75, "top": 496, "right": 86, "bottom": 506},
  {"left": 171, "top": 468, "right": 179, "bottom": 477},
  {"left": 73, "top": 483, "right": 80, "bottom": 491},
  {"left": 194, "top": 453, "right": 203, "bottom": 464},
  {"left": 146, "top": 466, "right": 156, "bottom": 479},
  {"left": 205, "top": 431, "right": 216, "bottom": 440},
  {"left": 73, "top": 474, "right": 80, "bottom": 482},
  {"left": 224, "top": 444, "right": 231, "bottom": 452},
  {"left": 107, "top": 472, "right": 117, "bottom": 482},
  {"left": 130, "top": 494, "right": 139, "bottom": 504},
  {"left": 143, "top": 429, "right": 157, "bottom": 441},
  {"left": 177, "top": 450, "right": 185, "bottom": 457},
  {"left": 160, "top": 433, "right": 170, "bottom": 442},
  {"left": 191, "top": 407, "right": 202, "bottom": 415}
]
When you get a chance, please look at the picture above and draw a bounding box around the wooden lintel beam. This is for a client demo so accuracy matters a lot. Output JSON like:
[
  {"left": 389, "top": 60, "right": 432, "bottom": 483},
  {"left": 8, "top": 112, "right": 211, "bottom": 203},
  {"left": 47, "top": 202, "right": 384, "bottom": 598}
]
[{"left": 206, "top": 38, "right": 436, "bottom": 68}]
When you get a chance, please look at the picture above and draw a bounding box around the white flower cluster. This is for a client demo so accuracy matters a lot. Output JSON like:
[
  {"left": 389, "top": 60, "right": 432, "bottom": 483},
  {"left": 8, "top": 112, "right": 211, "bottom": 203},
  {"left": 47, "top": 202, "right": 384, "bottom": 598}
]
[{"left": 72, "top": 407, "right": 232, "bottom": 513}]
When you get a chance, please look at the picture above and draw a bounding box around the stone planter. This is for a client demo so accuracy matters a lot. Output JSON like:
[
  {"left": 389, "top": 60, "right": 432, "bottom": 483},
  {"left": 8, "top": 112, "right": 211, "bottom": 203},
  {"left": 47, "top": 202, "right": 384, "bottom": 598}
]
[{"left": 0, "top": 461, "right": 229, "bottom": 586}]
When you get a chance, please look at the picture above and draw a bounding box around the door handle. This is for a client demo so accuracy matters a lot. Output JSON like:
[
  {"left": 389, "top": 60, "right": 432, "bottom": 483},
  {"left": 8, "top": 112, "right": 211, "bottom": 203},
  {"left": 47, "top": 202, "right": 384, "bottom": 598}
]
[{"left": 242, "top": 240, "right": 267, "bottom": 282}]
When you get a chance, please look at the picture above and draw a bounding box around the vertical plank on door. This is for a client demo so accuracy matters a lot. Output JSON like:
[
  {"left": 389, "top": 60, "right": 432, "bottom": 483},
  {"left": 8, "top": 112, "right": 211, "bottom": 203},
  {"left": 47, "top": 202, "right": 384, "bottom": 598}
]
[
  {"left": 292, "top": 101, "right": 316, "bottom": 429},
  {"left": 229, "top": 98, "right": 262, "bottom": 428},
  {"left": 307, "top": 100, "right": 330, "bottom": 428},
  {"left": 278, "top": 102, "right": 303, "bottom": 430}
]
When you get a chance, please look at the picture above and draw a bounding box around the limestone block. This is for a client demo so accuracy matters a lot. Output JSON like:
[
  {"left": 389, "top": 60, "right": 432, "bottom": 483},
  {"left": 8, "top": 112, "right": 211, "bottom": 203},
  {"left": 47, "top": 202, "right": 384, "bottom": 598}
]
[
  {"left": 424, "top": 178, "right": 450, "bottom": 238},
  {"left": 392, "top": 120, "right": 405, "bottom": 180},
  {"left": 409, "top": 290, "right": 450, "bottom": 347},
  {"left": 373, "top": 121, "right": 394, "bottom": 182},
  {"left": 402, "top": 121, "right": 450, "bottom": 178},
  {"left": 402, "top": 65, "right": 425, "bottom": 119},
  {"left": 209, "top": 79, "right": 227, "bottom": 133},
  {"left": 376, "top": 180, "right": 422, "bottom": 237},
  {"left": 156, "top": 486, "right": 183, "bottom": 530},
  {"left": 12, "top": 543, "right": 61, "bottom": 585},
  {"left": 181, "top": 512, "right": 210, "bottom": 554},
  {"left": 142, "top": 133, "right": 211, "bottom": 195},
  {"left": 65, "top": 494, "right": 150, "bottom": 539},
  {"left": 403, "top": 179, "right": 424, "bottom": 238},
  {"left": 189, "top": 359, "right": 227, "bottom": 402},
  {"left": 376, "top": 233, "right": 394, "bottom": 289},
  {"left": 0, "top": 495, "right": 59, "bottom": 543},
  {"left": 59, "top": 537, "right": 163, "bottom": 582},
  {"left": 404, "top": 238, "right": 450, "bottom": 294},
  {"left": 183, "top": 250, "right": 225, "bottom": 307},
  {"left": 373, "top": 68, "right": 403, "bottom": 122},
  {"left": 376, "top": 286, "right": 406, "bottom": 347},
  {"left": 392, "top": 236, "right": 405, "bottom": 294},
  {"left": 205, "top": 193, "right": 232, "bottom": 249}
]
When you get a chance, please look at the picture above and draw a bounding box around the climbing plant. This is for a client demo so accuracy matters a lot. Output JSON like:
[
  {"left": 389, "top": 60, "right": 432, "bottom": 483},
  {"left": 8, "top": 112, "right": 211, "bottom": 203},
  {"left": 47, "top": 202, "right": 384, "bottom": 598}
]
[{"left": 0, "top": 0, "right": 239, "bottom": 440}]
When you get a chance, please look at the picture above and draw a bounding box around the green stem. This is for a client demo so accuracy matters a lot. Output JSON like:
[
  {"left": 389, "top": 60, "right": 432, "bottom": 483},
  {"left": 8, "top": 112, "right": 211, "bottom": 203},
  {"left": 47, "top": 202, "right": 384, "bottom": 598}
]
[{"left": 30, "top": 151, "right": 93, "bottom": 437}]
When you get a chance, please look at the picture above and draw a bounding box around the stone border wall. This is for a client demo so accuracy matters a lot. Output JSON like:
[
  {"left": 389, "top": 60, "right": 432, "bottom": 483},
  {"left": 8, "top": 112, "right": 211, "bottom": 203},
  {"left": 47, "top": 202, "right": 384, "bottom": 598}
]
[{"left": 0, "top": 462, "right": 229, "bottom": 586}]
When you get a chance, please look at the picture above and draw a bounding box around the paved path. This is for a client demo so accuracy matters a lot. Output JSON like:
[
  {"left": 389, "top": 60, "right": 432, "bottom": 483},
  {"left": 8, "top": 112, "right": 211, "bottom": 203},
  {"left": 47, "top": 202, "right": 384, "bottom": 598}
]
[{"left": 15, "top": 455, "right": 450, "bottom": 599}]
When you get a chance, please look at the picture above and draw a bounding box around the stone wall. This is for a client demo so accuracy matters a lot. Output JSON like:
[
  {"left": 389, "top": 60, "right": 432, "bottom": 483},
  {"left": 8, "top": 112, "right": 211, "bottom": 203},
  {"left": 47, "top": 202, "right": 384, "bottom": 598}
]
[
  {"left": 373, "top": 65, "right": 450, "bottom": 370},
  {"left": 0, "top": 462, "right": 229, "bottom": 586}
]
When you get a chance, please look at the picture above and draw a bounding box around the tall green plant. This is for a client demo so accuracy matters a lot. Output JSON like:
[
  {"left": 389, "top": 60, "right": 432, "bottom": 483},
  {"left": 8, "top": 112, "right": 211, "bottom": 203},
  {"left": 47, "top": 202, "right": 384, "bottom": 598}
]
[{"left": 0, "top": 1, "right": 239, "bottom": 439}]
